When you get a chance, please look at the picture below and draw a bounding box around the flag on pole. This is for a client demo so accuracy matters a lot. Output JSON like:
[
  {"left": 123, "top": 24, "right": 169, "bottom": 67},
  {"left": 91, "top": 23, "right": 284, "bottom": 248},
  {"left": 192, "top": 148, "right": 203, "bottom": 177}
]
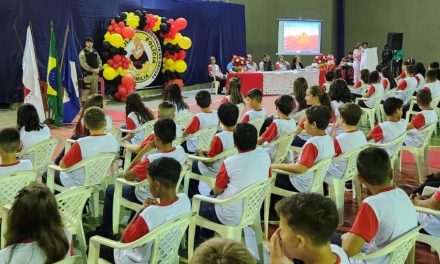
[
  {"left": 23, "top": 26, "right": 45, "bottom": 122},
  {"left": 46, "top": 23, "right": 63, "bottom": 125},
  {"left": 62, "top": 26, "right": 80, "bottom": 123}
]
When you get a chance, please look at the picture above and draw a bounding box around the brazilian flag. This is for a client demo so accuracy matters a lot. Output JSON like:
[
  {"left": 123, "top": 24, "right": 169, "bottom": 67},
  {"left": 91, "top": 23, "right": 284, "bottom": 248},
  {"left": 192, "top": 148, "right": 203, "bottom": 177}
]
[{"left": 46, "top": 24, "right": 62, "bottom": 125}]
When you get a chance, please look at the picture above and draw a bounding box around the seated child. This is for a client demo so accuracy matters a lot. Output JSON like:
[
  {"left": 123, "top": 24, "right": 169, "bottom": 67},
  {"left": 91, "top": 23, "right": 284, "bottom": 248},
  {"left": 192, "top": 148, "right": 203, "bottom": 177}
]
[
  {"left": 94, "top": 119, "right": 186, "bottom": 237},
  {"left": 58, "top": 107, "right": 118, "bottom": 187},
  {"left": 272, "top": 105, "right": 335, "bottom": 193},
  {"left": 351, "top": 69, "right": 369, "bottom": 97},
  {"left": 395, "top": 64, "right": 418, "bottom": 104},
  {"left": 0, "top": 128, "right": 33, "bottom": 177},
  {"left": 241, "top": 88, "right": 267, "bottom": 123},
  {"left": 340, "top": 147, "right": 417, "bottom": 263},
  {"left": 411, "top": 182, "right": 440, "bottom": 238},
  {"left": 221, "top": 77, "right": 244, "bottom": 105},
  {"left": 164, "top": 83, "right": 189, "bottom": 117},
  {"left": 124, "top": 101, "right": 182, "bottom": 155},
  {"left": 258, "top": 95, "right": 296, "bottom": 162},
  {"left": 189, "top": 103, "right": 239, "bottom": 197},
  {"left": 183, "top": 90, "right": 219, "bottom": 153},
  {"left": 191, "top": 238, "right": 256, "bottom": 264},
  {"left": 109, "top": 158, "right": 191, "bottom": 264},
  {"left": 367, "top": 97, "right": 407, "bottom": 156},
  {"left": 326, "top": 103, "right": 367, "bottom": 180},
  {"left": 357, "top": 71, "right": 384, "bottom": 109},
  {"left": 423, "top": 69, "right": 440, "bottom": 101},
  {"left": 323, "top": 70, "right": 335, "bottom": 93},
  {"left": 404, "top": 89, "right": 439, "bottom": 147},
  {"left": 270, "top": 193, "right": 350, "bottom": 264}
]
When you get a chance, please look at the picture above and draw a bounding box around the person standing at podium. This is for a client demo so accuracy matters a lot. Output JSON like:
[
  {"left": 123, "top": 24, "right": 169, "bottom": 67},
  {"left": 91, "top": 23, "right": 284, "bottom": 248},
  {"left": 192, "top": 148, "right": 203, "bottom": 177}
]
[{"left": 353, "top": 43, "right": 362, "bottom": 83}]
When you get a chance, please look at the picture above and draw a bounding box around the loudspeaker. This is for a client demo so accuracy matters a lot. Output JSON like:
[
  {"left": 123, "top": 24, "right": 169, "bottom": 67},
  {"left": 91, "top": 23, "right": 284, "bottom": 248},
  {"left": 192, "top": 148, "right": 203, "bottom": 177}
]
[{"left": 387, "top": 32, "right": 403, "bottom": 50}]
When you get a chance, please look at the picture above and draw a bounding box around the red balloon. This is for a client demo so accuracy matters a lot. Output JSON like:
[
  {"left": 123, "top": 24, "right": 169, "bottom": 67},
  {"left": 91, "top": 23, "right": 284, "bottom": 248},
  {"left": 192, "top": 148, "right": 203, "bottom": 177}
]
[
  {"left": 118, "top": 22, "right": 125, "bottom": 27},
  {"left": 114, "top": 27, "right": 122, "bottom": 34},
  {"left": 175, "top": 18, "right": 187, "bottom": 30},
  {"left": 113, "top": 55, "right": 122, "bottom": 62},
  {"left": 177, "top": 50, "right": 186, "bottom": 60},
  {"left": 164, "top": 51, "right": 171, "bottom": 59},
  {"left": 118, "top": 86, "right": 128, "bottom": 98},
  {"left": 122, "top": 63, "right": 128, "bottom": 69},
  {"left": 114, "top": 92, "right": 121, "bottom": 100},
  {"left": 108, "top": 25, "right": 114, "bottom": 32},
  {"left": 111, "top": 19, "right": 116, "bottom": 25},
  {"left": 107, "top": 59, "right": 114, "bottom": 66},
  {"left": 112, "top": 64, "right": 119, "bottom": 70},
  {"left": 122, "top": 27, "right": 135, "bottom": 39},
  {"left": 121, "top": 74, "right": 136, "bottom": 89}
]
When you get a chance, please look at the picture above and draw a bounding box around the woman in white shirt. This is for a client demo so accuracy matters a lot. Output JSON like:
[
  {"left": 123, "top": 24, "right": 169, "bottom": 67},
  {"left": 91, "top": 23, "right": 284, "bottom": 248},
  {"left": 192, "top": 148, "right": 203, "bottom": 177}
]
[{"left": 0, "top": 183, "right": 70, "bottom": 264}]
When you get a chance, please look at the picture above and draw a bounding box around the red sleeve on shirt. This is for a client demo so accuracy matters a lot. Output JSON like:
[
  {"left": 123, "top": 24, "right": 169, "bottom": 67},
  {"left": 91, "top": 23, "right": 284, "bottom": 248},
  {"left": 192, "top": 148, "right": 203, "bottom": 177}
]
[
  {"left": 350, "top": 202, "right": 379, "bottom": 242},
  {"left": 298, "top": 143, "right": 318, "bottom": 168},
  {"left": 215, "top": 162, "right": 229, "bottom": 189},
  {"left": 121, "top": 215, "right": 149, "bottom": 243},
  {"left": 415, "top": 75, "right": 420, "bottom": 84},
  {"left": 241, "top": 114, "right": 250, "bottom": 123},
  {"left": 126, "top": 116, "right": 136, "bottom": 130},
  {"left": 132, "top": 158, "right": 150, "bottom": 181},
  {"left": 411, "top": 113, "right": 426, "bottom": 129},
  {"left": 299, "top": 117, "right": 305, "bottom": 129},
  {"left": 184, "top": 116, "right": 200, "bottom": 134},
  {"left": 140, "top": 133, "right": 156, "bottom": 148},
  {"left": 397, "top": 80, "right": 407, "bottom": 90},
  {"left": 383, "top": 79, "right": 388, "bottom": 89},
  {"left": 261, "top": 122, "right": 278, "bottom": 142},
  {"left": 366, "top": 85, "right": 375, "bottom": 96},
  {"left": 322, "top": 85, "right": 327, "bottom": 92},
  {"left": 399, "top": 72, "right": 406, "bottom": 79},
  {"left": 221, "top": 97, "right": 229, "bottom": 105},
  {"left": 434, "top": 188, "right": 440, "bottom": 202},
  {"left": 208, "top": 65, "right": 213, "bottom": 75},
  {"left": 333, "top": 138, "right": 342, "bottom": 156},
  {"left": 354, "top": 81, "right": 361, "bottom": 88},
  {"left": 207, "top": 136, "right": 224, "bottom": 157},
  {"left": 368, "top": 125, "right": 383, "bottom": 142},
  {"left": 61, "top": 142, "right": 82, "bottom": 167}
]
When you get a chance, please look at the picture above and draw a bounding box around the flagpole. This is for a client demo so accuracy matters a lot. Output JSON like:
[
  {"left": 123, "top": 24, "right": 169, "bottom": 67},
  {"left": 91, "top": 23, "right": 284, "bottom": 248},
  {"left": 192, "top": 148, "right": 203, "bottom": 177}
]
[
  {"left": 13, "top": 23, "right": 24, "bottom": 55},
  {"left": 60, "top": 24, "right": 70, "bottom": 72}
]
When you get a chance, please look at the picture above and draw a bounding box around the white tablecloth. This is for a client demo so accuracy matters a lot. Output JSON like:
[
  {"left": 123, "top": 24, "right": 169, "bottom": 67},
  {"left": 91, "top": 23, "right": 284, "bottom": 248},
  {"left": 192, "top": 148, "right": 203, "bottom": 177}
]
[{"left": 262, "top": 70, "right": 319, "bottom": 95}]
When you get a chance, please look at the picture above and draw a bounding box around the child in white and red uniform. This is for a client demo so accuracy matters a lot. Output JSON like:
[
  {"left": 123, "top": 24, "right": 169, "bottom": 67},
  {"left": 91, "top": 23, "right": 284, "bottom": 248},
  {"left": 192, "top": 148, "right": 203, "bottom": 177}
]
[
  {"left": 339, "top": 147, "right": 417, "bottom": 264},
  {"left": 411, "top": 182, "right": 440, "bottom": 238},
  {"left": 423, "top": 69, "right": 440, "bottom": 101},
  {"left": 221, "top": 77, "right": 244, "bottom": 105},
  {"left": 121, "top": 93, "right": 155, "bottom": 146},
  {"left": 351, "top": 69, "right": 369, "bottom": 98},
  {"left": 367, "top": 98, "right": 407, "bottom": 157},
  {"left": 0, "top": 128, "right": 33, "bottom": 177},
  {"left": 241, "top": 88, "right": 266, "bottom": 123},
  {"left": 58, "top": 107, "right": 118, "bottom": 187},
  {"left": 396, "top": 64, "right": 418, "bottom": 104},
  {"left": 99, "top": 157, "right": 191, "bottom": 264},
  {"left": 258, "top": 95, "right": 296, "bottom": 162},
  {"left": 189, "top": 103, "right": 239, "bottom": 197},
  {"left": 183, "top": 90, "right": 219, "bottom": 154},
  {"left": 358, "top": 71, "right": 384, "bottom": 109},
  {"left": 322, "top": 71, "right": 335, "bottom": 93},
  {"left": 405, "top": 89, "right": 438, "bottom": 147}
]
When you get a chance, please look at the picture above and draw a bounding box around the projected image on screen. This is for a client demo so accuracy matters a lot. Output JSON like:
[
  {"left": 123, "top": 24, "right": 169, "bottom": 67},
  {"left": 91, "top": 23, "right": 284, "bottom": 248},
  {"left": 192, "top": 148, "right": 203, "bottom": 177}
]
[{"left": 278, "top": 20, "right": 322, "bottom": 55}]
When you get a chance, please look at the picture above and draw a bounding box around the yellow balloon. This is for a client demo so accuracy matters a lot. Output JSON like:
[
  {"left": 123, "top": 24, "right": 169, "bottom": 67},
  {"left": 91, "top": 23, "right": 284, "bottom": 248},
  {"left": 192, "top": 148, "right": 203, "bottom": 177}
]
[
  {"left": 121, "top": 69, "right": 128, "bottom": 76},
  {"left": 163, "top": 58, "right": 167, "bottom": 63},
  {"left": 166, "top": 59, "right": 174, "bottom": 66},
  {"left": 175, "top": 33, "right": 182, "bottom": 41},
  {"left": 117, "top": 67, "right": 124, "bottom": 74},
  {"left": 103, "top": 64, "right": 109, "bottom": 70},
  {"left": 109, "top": 33, "right": 124, "bottom": 48},
  {"left": 169, "top": 65, "right": 175, "bottom": 72},
  {"left": 103, "top": 67, "right": 117, "bottom": 80},
  {"left": 126, "top": 16, "right": 139, "bottom": 28},
  {"left": 178, "top": 37, "right": 192, "bottom": 50},
  {"left": 170, "top": 38, "right": 178, "bottom": 45},
  {"left": 162, "top": 68, "right": 166, "bottom": 73},
  {"left": 104, "top": 32, "right": 111, "bottom": 41},
  {"left": 152, "top": 20, "right": 161, "bottom": 32},
  {"left": 174, "top": 60, "right": 187, "bottom": 73}
]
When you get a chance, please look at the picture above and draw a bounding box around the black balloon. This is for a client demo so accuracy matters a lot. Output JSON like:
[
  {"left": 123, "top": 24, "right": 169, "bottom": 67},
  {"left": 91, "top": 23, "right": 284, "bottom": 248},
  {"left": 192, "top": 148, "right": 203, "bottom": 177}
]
[
  {"left": 170, "top": 50, "right": 176, "bottom": 55},
  {"left": 114, "top": 15, "right": 122, "bottom": 22},
  {"left": 165, "top": 43, "right": 173, "bottom": 50},
  {"left": 110, "top": 47, "right": 117, "bottom": 54},
  {"left": 120, "top": 12, "right": 127, "bottom": 19},
  {"left": 102, "top": 41, "right": 111, "bottom": 50},
  {"left": 101, "top": 51, "right": 109, "bottom": 61},
  {"left": 141, "top": 10, "right": 147, "bottom": 15},
  {"left": 160, "top": 23, "right": 168, "bottom": 32},
  {"left": 174, "top": 45, "right": 181, "bottom": 52},
  {"left": 161, "top": 17, "right": 168, "bottom": 23}
]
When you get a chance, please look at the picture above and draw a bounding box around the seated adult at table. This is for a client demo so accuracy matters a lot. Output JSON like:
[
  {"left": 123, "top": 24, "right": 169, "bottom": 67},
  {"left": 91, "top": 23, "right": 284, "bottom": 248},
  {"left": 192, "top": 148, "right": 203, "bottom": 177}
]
[
  {"left": 340, "top": 51, "right": 354, "bottom": 85},
  {"left": 244, "top": 54, "right": 258, "bottom": 72},
  {"left": 259, "top": 53, "right": 274, "bottom": 71},
  {"left": 291, "top": 55, "right": 304, "bottom": 70},
  {"left": 226, "top": 55, "right": 237, "bottom": 74},
  {"left": 208, "top": 56, "right": 226, "bottom": 94},
  {"left": 275, "top": 55, "right": 291, "bottom": 71}
]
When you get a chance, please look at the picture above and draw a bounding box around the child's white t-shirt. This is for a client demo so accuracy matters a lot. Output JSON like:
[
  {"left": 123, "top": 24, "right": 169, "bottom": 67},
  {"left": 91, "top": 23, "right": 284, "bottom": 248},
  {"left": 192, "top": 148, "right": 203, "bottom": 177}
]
[{"left": 0, "top": 160, "right": 33, "bottom": 177}]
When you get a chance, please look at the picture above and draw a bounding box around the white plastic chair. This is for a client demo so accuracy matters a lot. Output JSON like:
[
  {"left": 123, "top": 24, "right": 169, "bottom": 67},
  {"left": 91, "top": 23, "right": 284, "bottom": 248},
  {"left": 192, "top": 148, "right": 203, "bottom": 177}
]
[
  {"left": 88, "top": 213, "right": 193, "bottom": 264},
  {"left": 46, "top": 153, "right": 116, "bottom": 218},
  {"left": 414, "top": 186, "right": 440, "bottom": 260},
  {"left": 17, "top": 138, "right": 60, "bottom": 175},
  {"left": 112, "top": 164, "right": 189, "bottom": 234},
  {"left": 408, "top": 95, "right": 440, "bottom": 135},
  {"left": 248, "top": 116, "right": 266, "bottom": 133},
  {"left": 325, "top": 146, "right": 367, "bottom": 225},
  {"left": 120, "top": 119, "right": 156, "bottom": 144},
  {"left": 290, "top": 109, "right": 306, "bottom": 123},
  {"left": 185, "top": 126, "right": 218, "bottom": 152},
  {"left": 54, "top": 256, "right": 82, "bottom": 264},
  {"left": 270, "top": 132, "right": 297, "bottom": 163},
  {"left": 263, "top": 157, "right": 333, "bottom": 238},
  {"left": 211, "top": 76, "right": 220, "bottom": 95},
  {"left": 106, "top": 128, "right": 122, "bottom": 146},
  {"left": 236, "top": 103, "right": 245, "bottom": 119},
  {"left": 188, "top": 178, "right": 272, "bottom": 261},
  {"left": 175, "top": 111, "right": 195, "bottom": 129},
  {"left": 183, "top": 148, "right": 238, "bottom": 195},
  {"left": 400, "top": 122, "right": 436, "bottom": 183},
  {"left": 355, "top": 94, "right": 383, "bottom": 130},
  {"left": 56, "top": 186, "right": 94, "bottom": 263},
  {"left": 351, "top": 225, "right": 424, "bottom": 264}
]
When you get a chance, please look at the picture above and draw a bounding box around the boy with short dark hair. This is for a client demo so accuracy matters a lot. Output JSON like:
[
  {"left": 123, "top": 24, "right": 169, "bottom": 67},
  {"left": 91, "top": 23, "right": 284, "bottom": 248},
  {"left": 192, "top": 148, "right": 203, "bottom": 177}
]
[
  {"left": 341, "top": 147, "right": 417, "bottom": 263},
  {"left": 0, "top": 128, "right": 33, "bottom": 176},
  {"left": 323, "top": 71, "right": 335, "bottom": 92},
  {"left": 367, "top": 97, "right": 407, "bottom": 156},
  {"left": 270, "top": 193, "right": 349, "bottom": 264},
  {"left": 59, "top": 106, "right": 118, "bottom": 187},
  {"left": 242, "top": 88, "right": 266, "bottom": 123},
  {"left": 404, "top": 89, "right": 439, "bottom": 147},
  {"left": 423, "top": 69, "right": 440, "bottom": 99},
  {"left": 183, "top": 90, "right": 219, "bottom": 153},
  {"left": 111, "top": 157, "right": 191, "bottom": 263},
  {"left": 189, "top": 103, "right": 239, "bottom": 197},
  {"left": 326, "top": 103, "right": 367, "bottom": 180},
  {"left": 258, "top": 95, "right": 296, "bottom": 162},
  {"left": 396, "top": 64, "right": 418, "bottom": 104}
]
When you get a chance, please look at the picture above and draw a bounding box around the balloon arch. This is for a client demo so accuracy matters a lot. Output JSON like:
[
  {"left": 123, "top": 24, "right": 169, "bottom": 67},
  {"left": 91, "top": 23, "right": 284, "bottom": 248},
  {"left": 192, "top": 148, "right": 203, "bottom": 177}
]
[{"left": 101, "top": 10, "right": 192, "bottom": 101}]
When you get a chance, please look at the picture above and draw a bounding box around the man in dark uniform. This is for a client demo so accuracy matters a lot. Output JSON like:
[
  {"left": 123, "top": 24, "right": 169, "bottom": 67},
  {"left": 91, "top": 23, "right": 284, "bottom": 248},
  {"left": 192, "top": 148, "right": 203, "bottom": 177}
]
[{"left": 79, "top": 38, "right": 102, "bottom": 101}]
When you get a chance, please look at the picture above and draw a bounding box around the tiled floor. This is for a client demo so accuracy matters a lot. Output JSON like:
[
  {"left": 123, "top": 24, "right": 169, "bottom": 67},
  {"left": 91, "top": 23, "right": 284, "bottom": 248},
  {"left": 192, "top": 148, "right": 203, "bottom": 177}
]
[{"left": 1, "top": 89, "right": 439, "bottom": 263}]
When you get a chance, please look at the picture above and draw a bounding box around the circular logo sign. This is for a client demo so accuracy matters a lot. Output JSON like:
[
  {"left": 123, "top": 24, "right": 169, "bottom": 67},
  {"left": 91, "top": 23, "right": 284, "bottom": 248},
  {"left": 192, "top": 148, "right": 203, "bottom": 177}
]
[{"left": 125, "top": 30, "right": 162, "bottom": 89}]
